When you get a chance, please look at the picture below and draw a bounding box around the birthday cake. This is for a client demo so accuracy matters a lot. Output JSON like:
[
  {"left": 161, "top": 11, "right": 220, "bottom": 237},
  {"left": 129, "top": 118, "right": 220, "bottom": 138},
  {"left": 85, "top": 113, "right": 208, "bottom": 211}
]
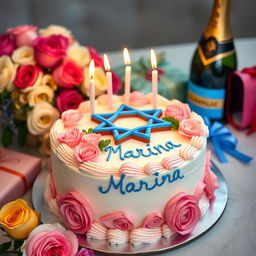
[{"left": 45, "top": 92, "right": 218, "bottom": 246}]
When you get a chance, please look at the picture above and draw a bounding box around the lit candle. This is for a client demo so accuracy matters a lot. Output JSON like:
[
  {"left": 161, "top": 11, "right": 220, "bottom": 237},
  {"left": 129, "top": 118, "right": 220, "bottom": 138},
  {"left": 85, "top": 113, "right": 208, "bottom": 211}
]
[
  {"left": 123, "top": 48, "right": 131, "bottom": 105},
  {"left": 104, "top": 54, "right": 113, "bottom": 110},
  {"left": 89, "top": 59, "right": 95, "bottom": 115},
  {"left": 151, "top": 49, "right": 158, "bottom": 109}
]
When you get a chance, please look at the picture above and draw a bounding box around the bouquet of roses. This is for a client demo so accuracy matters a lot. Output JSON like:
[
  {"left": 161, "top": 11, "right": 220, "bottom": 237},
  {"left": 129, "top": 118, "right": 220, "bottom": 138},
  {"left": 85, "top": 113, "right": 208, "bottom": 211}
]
[{"left": 0, "top": 25, "right": 121, "bottom": 155}]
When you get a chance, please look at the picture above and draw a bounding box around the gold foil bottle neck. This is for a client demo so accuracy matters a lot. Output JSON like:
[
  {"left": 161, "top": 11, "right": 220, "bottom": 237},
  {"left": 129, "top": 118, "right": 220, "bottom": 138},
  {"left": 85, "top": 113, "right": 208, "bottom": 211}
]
[{"left": 203, "top": 0, "right": 232, "bottom": 42}]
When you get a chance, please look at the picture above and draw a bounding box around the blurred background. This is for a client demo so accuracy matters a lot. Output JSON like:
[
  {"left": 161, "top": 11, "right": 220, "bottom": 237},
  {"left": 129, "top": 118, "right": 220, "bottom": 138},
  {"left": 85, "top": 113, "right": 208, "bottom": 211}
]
[{"left": 0, "top": 0, "right": 255, "bottom": 52}]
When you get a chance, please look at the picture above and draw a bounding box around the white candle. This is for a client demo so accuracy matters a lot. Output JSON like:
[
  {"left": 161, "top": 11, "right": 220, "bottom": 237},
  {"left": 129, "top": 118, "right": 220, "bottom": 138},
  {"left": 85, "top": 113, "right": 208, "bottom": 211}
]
[
  {"left": 104, "top": 54, "right": 113, "bottom": 110},
  {"left": 123, "top": 48, "right": 131, "bottom": 105},
  {"left": 151, "top": 49, "right": 158, "bottom": 109},
  {"left": 89, "top": 59, "right": 95, "bottom": 115}
]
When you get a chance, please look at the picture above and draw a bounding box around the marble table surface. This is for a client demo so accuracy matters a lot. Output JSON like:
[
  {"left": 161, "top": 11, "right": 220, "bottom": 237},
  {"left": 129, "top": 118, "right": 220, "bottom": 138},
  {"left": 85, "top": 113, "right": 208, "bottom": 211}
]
[{"left": 1, "top": 37, "right": 256, "bottom": 256}]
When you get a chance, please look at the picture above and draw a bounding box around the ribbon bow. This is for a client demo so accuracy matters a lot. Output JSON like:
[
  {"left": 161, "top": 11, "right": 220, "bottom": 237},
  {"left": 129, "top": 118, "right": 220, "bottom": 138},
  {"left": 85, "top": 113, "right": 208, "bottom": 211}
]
[
  {"left": 204, "top": 118, "right": 253, "bottom": 164},
  {"left": 241, "top": 66, "right": 256, "bottom": 76}
]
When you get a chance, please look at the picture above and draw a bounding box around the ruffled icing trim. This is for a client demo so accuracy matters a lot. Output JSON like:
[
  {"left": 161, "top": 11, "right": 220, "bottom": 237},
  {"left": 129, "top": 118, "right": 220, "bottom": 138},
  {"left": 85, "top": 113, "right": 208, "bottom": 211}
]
[
  {"left": 107, "top": 229, "right": 130, "bottom": 245},
  {"left": 119, "top": 163, "right": 145, "bottom": 177},
  {"left": 86, "top": 222, "right": 107, "bottom": 240},
  {"left": 130, "top": 227, "right": 162, "bottom": 246},
  {"left": 50, "top": 119, "right": 64, "bottom": 151},
  {"left": 199, "top": 192, "right": 210, "bottom": 217},
  {"left": 179, "top": 145, "right": 198, "bottom": 160},
  {"left": 144, "top": 162, "right": 165, "bottom": 176},
  {"left": 191, "top": 136, "right": 205, "bottom": 149},
  {"left": 80, "top": 161, "right": 119, "bottom": 176},
  {"left": 161, "top": 224, "right": 176, "bottom": 239},
  {"left": 162, "top": 155, "right": 184, "bottom": 170}
]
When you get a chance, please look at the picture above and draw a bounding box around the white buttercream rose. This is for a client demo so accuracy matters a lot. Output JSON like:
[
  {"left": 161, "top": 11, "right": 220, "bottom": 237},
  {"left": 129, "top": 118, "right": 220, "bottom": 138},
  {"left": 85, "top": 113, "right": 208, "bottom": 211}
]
[
  {"left": 67, "top": 44, "right": 90, "bottom": 67},
  {"left": 39, "top": 25, "right": 72, "bottom": 38},
  {"left": 27, "top": 102, "right": 59, "bottom": 135},
  {"left": 11, "top": 46, "right": 35, "bottom": 65},
  {"left": 0, "top": 55, "right": 17, "bottom": 93},
  {"left": 27, "top": 85, "right": 54, "bottom": 107}
]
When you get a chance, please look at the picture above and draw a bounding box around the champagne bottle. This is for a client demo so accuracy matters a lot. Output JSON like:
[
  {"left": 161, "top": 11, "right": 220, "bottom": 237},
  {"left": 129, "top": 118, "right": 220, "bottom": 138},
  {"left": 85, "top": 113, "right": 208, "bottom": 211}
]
[{"left": 188, "top": 0, "right": 237, "bottom": 120}]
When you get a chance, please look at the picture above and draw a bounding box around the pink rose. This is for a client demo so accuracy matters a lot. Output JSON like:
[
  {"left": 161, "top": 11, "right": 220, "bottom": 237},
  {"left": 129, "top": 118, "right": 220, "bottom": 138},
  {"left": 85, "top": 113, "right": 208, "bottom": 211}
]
[
  {"left": 53, "top": 60, "right": 83, "bottom": 88},
  {"left": 33, "top": 35, "right": 69, "bottom": 68},
  {"left": 164, "top": 192, "right": 201, "bottom": 235},
  {"left": 129, "top": 91, "right": 148, "bottom": 107},
  {"left": 204, "top": 151, "right": 218, "bottom": 200},
  {"left": 164, "top": 103, "right": 191, "bottom": 122},
  {"left": 142, "top": 212, "right": 164, "bottom": 229},
  {"left": 0, "top": 34, "right": 15, "bottom": 56},
  {"left": 76, "top": 248, "right": 95, "bottom": 256},
  {"left": 58, "top": 128, "right": 83, "bottom": 147},
  {"left": 100, "top": 211, "right": 134, "bottom": 231},
  {"left": 179, "top": 118, "right": 205, "bottom": 138},
  {"left": 82, "top": 133, "right": 102, "bottom": 145},
  {"left": 88, "top": 46, "right": 104, "bottom": 67},
  {"left": 111, "top": 71, "right": 121, "bottom": 94},
  {"left": 57, "top": 89, "right": 84, "bottom": 113},
  {"left": 7, "top": 25, "right": 37, "bottom": 47},
  {"left": 56, "top": 191, "right": 94, "bottom": 234},
  {"left": 61, "top": 109, "right": 83, "bottom": 127},
  {"left": 14, "top": 65, "right": 42, "bottom": 89},
  {"left": 75, "top": 142, "right": 100, "bottom": 162},
  {"left": 22, "top": 223, "right": 78, "bottom": 256}
]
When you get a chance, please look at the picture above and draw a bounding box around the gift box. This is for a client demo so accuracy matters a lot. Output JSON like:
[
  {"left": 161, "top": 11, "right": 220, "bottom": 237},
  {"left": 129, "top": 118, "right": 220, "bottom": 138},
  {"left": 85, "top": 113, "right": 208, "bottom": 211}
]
[
  {"left": 226, "top": 67, "right": 256, "bottom": 130},
  {"left": 0, "top": 147, "right": 41, "bottom": 207},
  {"left": 113, "top": 53, "right": 188, "bottom": 102}
]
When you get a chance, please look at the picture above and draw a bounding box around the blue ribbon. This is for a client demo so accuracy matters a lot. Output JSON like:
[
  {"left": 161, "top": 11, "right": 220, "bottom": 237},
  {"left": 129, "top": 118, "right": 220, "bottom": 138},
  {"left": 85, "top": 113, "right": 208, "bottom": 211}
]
[{"left": 204, "top": 118, "right": 253, "bottom": 164}]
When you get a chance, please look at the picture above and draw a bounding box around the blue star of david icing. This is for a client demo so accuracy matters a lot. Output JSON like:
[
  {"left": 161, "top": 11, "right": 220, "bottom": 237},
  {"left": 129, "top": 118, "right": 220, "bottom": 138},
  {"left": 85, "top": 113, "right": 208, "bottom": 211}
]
[{"left": 91, "top": 104, "right": 172, "bottom": 144}]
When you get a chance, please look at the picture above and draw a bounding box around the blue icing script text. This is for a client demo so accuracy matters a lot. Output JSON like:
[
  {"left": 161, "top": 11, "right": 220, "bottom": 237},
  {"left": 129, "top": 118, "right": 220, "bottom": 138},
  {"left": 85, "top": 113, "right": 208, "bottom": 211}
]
[
  {"left": 98, "top": 169, "right": 184, "bottom": 195},
  {"left": 104, "top": 141, "right": 181, "bottom": 161}
]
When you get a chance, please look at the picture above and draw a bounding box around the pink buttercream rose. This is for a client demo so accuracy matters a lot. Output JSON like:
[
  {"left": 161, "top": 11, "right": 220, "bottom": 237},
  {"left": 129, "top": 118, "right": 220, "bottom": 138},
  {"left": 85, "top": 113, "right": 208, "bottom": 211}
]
[
  {"left": 179, "top": 118, "right": 205, "bottom": 138},
  {"left": 76, "top": 248, "right": 95, "bottom": 256},
  {"left": 82, "top": 133, "right": 102, "bottom": 145},
  {"left": 164, "top": 192, "right": 201, "bottom": 235},
  {"left": 56, "top": 191, "right": 94, "bottom": 234},
  {"left": 53, "top": 60, "right": 83, "bottom": 88},
  {"left": 164, "top": 102, "right": 191, "bottom": 122},
  {"left": 204, "top": 151, "right": 219, "bottom": 200},
  {"left": 61, "top": 109, "right": 83, "bottom": 127},
  {"left": 57, "top": 89, "right": 84, "bottom": 113},
  {"left": 129, "top": 91, "right": 148, "bottom": 107},
  {"left": 7, "top": 25, "right": 37, "bottom": 47},
  {"left": 142, "top": 212, "right": 164, "bottom": 229},
  {"left": 88, "top": 46, "right": 104, "bottom": 67},
  {"left": 58, "top": 128, "right": 83, "bottom": 147},
  {"left": 100, "top": 211, "right": 134, "bottom": 231},
  {"left": 33, "top": 35, "right": 69, "bottom": 68},
  {"left": 75, "top": 142, "right": 100, "bottom": 162},
  {"left": 22, "top": 223, "right": 78, "bottom": 256},
  {"left": 0, "top": 34, "right": 15, "bottom": 56}
]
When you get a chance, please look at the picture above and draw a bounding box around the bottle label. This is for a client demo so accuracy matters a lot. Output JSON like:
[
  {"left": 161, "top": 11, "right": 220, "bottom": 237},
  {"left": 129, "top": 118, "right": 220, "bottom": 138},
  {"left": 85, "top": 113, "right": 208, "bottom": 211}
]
[
  {"left": 187, "top": 80, "right": 225, "bottom": 119},
  {"left": 198, "top": 36, "right": 235, "bottom": 65}
]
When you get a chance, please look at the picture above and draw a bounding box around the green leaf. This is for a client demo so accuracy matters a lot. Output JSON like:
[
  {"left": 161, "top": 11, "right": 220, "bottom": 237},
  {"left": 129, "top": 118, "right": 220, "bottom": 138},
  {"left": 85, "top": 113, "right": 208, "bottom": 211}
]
[
  {"left": 98, "top": 139, "right": 111, "bottom": 151},
  {"left": 162, "top": 117, "right": 179, "bottom": 130},
  {"left": 82, "top": 128, "right": 94, "bottom": 134},
  {"left": 16, "top": 121, "right": 27, "bottom": 146},
  {"left": 1, "top": 127, "right": 13, "bottom": 147},
  {"left": 13, "top": 239, "right": 24, "bottom": 251},
  {"left": 0, "top": 241, "right": 12, "bottom": 251},
  {"left": 22, "top": 104, "right": 33, "bottom": 113}
]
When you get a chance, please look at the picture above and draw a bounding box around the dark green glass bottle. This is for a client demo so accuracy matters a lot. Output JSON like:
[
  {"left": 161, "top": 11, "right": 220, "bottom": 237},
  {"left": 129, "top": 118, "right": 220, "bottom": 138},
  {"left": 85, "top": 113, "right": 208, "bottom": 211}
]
[{"left": 187, "top": 0, "right": 237, "bottom": 120}]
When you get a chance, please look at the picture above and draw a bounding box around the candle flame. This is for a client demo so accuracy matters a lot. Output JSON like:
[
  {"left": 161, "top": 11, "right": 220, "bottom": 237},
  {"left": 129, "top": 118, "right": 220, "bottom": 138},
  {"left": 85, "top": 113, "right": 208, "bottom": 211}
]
[
  {"left": 89, "top": 59, "right": 95, "bottom": 79},
  {"left": 123, "top": 48, "right": 131, "bottom": 65},
  {"left": 104, "top": 54, "right": 111, "bottom": 71},
  {"left": 151, "top": 49, "right": 157, "bottom": 69}
]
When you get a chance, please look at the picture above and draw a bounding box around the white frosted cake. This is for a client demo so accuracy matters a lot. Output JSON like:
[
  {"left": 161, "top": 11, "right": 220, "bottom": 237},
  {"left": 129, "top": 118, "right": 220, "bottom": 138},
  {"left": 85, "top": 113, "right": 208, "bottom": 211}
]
[{"left": 45, "top": 92, "right": 218, "bottom": 246}]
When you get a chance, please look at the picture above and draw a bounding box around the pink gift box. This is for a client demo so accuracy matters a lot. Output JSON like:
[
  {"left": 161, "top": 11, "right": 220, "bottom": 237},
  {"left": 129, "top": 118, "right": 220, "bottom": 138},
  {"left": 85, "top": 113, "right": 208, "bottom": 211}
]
[{"left": 0, "top": 147, "right": 41, "bottom": 207}]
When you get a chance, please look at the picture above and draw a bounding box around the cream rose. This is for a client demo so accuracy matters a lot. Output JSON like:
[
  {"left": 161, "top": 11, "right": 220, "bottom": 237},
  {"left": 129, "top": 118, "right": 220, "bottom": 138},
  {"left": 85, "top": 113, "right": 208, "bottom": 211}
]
[
  {"left": 11, "top": 46, "right": 35, "bottom": 65},
  {"left": 27, "top": 102, "right": 59, "bottom": 135},
  {"left": 67, "top": 44, "right": 90, "bottom": 67},
  {"left": 40, "top": 74, "right": 58, "bottom": 91},
  {"left": 39, "top": 24, "right": 72, "bottom": 38},
  {"left": 0, "top": 55, "right": 17, "bottom": 93},
  {"left": 81, "top": 67, "right": 107, "bottom": 96},
  {"left": 27, "top": 85, "right": 54, "bottom": 107}
]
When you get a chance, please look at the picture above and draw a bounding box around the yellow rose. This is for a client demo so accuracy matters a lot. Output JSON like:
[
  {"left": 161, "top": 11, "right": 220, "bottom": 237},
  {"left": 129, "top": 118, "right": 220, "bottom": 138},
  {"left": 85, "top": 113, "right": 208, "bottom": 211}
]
[
  {"left": 27, "top": 85, "right": 54, "bottom": 107},
  {"left": 27, "top": 102, "right": 59, "bottom": 135},
  {"left": 0, "top": 199, "right": 39, "bottom": 239},
  {"left": 81, "top": 67, "right": 107, "bottom": 97},
  {"left": 12, "top": 46, "right": 35, "bottom": 65},
  {"left": 40, "top": 74, "right": 58, "bottom": 91},
  {"left": 67, "top": 44, "right": 91, "bottom": 67},
  {"left": 0, "top": 55, "right": 17, "bottom": 93},
  {"left": 39, "top": 25, "right": 72, "bottom": 38}
]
